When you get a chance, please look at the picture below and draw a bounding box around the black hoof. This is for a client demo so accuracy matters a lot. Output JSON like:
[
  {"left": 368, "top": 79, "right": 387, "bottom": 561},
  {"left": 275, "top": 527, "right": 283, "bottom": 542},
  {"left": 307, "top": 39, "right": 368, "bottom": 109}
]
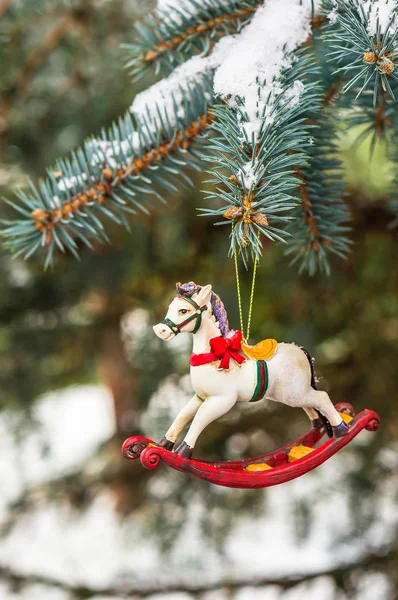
[
  {"left": 175, "top": 441, "right": 193, "bottom": 459},
  {"left": 158, "top": 437, "right": 174, "bottom": 451},
  {"left": 333, "top": 421, "right": 350, "bottom": 438},
  {"left": 311, "top": 418, "right": 323, "bottom": 429},
  {"left": 315, "top": 409, "right": 333, "bottom": 438}
]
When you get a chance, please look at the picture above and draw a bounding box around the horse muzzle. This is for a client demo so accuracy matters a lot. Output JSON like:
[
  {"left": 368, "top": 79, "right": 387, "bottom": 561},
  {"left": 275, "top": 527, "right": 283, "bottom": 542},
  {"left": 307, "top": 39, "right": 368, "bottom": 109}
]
[{"left": 153, "top": 323, "right": 175, "bottom": 341}]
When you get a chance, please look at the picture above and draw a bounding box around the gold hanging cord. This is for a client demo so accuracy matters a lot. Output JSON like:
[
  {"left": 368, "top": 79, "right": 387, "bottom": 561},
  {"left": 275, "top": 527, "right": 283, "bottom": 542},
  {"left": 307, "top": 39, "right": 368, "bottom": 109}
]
[{"left": 232, "top": 223, "right": 260, "bottom": 343}]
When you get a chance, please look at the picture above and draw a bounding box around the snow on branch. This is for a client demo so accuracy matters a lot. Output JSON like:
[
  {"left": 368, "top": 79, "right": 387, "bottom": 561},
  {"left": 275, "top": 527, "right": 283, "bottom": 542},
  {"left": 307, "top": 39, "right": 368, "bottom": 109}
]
[
  {"left": 124, "top": 0, "right": 261, "bottom": 80},
  {"left": 362, "top": 0, "right": 398, "bottom": 35},
  {"left": 213, "top": 0, "right": 321, "bottom": 136},
  {"left": 130, "top": 35, "right": 237, "bottom": 134}
]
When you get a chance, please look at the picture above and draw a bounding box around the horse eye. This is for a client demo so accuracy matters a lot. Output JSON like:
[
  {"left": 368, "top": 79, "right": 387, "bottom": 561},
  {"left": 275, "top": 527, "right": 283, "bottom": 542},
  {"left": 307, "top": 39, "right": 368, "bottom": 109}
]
[{"left": 180, "top": 309, "right": 188, "bottom": 314}]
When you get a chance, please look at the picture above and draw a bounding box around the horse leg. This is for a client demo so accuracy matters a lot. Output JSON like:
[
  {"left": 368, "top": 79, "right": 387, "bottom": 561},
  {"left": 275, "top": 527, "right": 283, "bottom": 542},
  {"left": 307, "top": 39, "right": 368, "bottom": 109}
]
[
  {"left": 175, "top": 394, "right": 237, "bottom": 459},
  {"left": 302, "top": 407, "right": 323, "bottom": 428},
  {"left": 159, "top": 394, "right": 203, "bottom": 450},
  {"left": 306, "top": 389, "right": 349, "bottom": 437}
]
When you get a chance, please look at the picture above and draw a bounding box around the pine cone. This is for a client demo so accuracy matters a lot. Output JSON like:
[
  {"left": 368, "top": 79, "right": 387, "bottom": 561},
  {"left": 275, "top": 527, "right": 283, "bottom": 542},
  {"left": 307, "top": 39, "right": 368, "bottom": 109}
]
[
  {"left": 363, "top": 51, "right": 377, "bottom": 64},
  {"left": 252, "top": 213, "right": 269, "bottom": 227},
  {"left": 145, "top": 49, "right": 158, "bottom": 61},
  {"left": 378, "top": 58, "right": 394, "bottom": 74},
  {"left": 31, "top": 209, "right": 48, "bottom": 221},
  {"left": 102, "top": 168, "right": 114, "bottom": 180},
  {"left": 224, "top": 206, "right": 243, "bottom": 220}
]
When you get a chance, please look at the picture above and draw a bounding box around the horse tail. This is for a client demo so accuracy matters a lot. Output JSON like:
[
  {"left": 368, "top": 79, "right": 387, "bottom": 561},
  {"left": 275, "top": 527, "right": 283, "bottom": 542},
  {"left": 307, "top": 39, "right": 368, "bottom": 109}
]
[
  {"left": 300, "top": 347, "right": 333, "bottom": 437},
  {"left": 300, "top": 346, "right": 317, "bottom": 390}
]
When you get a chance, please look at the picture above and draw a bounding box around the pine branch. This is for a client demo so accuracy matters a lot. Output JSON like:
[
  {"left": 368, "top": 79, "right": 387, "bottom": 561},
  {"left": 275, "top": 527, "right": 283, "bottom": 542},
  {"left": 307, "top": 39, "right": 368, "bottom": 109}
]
[
  {"left": 344, "top": 87, "right": 396, "bottom": 156},
  {"left": 201, "top": 73, "right": 321, "bottom": 265},
  {"left": 0, "top": 18, "right": 259, "bottom": 268},
  {"left": 1, "top": 76, "right": 213, "bottom": 268},
  {"left": 200, "top": 0, "right": 323, "bottom": 264},
  {"left": 3, "top": 0, "right": 393, "bottom": 274},
  {"left": 324, "top": 0, "right": 398, "bottom": 105},
  {"left": 124, "top": 0, "right": 260, "bottom": 81},
  {"left": 281, "top": 68, "right": 351, "bottom": 276},
  {"left": 285, "top": 111, "right": 352, "bottom": 275},
  {"left": 323, "top": 0, "right": 398, "bottom": 154}
]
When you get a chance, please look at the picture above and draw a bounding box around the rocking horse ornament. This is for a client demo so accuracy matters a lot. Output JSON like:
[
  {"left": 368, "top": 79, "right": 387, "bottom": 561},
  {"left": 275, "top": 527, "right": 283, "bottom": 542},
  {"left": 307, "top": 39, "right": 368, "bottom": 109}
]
[{"left": 122, "top": 281, "right": 380, "bottom": 489}]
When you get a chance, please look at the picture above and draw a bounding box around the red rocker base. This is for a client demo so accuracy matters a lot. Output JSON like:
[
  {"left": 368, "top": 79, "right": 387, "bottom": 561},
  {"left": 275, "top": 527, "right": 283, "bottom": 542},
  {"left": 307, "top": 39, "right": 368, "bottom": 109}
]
[{"left": 121, "top": 403, "right": 380, "bottom": 489}]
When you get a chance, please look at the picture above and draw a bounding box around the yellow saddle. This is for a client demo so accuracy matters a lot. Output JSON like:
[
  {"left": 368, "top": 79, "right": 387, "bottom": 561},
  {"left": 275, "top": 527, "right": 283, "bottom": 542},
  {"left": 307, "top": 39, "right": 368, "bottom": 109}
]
[{"left": 242, "top": 338, "right": 278, "bottom": 361}]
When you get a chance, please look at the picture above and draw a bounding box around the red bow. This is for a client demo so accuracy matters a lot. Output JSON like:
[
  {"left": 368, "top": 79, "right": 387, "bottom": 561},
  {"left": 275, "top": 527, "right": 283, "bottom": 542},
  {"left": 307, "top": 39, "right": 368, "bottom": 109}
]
[{"left": 190, "top": 330, "right": 246, "bottom": 370}]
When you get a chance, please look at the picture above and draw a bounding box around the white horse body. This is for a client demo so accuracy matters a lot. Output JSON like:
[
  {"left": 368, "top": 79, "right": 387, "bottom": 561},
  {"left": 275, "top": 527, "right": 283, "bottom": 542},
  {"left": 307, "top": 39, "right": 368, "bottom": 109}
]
[
  {"left": 190, "top": 342, "right": 311, "bottom": 406},
  {"left": 190, "top": 359, "right": 257, "bottom": 403},
  {"left": 153, "top": 283, "right": 347, "bottom": 457}
]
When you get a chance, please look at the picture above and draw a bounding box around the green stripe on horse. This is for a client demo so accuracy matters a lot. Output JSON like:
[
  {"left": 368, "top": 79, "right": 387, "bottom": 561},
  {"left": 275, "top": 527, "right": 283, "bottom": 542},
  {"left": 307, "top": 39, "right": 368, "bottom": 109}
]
[{"left": 249, "top": 360, "right": 268, "bottom": 403}]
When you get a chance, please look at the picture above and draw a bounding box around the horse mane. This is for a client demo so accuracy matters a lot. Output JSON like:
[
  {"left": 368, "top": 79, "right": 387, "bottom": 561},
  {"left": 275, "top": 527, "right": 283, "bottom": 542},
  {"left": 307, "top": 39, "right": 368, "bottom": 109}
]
[{"left": 176, "top": 281, "right": 230, "bottom": 337}]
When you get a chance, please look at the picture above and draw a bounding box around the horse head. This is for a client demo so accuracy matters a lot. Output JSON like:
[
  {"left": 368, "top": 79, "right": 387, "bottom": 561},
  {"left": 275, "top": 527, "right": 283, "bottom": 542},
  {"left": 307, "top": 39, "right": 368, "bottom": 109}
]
[{"left": 153, "top": 282, "right": 213, "bottom": 341}]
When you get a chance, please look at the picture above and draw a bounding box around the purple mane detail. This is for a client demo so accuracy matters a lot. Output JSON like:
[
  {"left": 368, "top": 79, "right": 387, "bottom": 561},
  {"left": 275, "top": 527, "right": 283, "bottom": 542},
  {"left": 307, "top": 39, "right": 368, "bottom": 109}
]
[{"left": 176, "top": 281, "right": 230, "bottom": 337}]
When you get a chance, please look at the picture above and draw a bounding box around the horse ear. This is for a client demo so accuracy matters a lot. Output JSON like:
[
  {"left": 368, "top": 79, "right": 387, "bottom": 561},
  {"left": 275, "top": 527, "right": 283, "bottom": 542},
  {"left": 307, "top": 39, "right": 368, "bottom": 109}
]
[{"left": 194, "top": 284, "right": 212, "bottom": 306}]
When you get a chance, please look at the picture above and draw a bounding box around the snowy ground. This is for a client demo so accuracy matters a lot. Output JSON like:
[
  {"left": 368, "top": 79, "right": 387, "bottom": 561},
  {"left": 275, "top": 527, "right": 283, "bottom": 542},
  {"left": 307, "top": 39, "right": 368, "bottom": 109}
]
[{"left": 0, "top": 384, "right": 396, "bottom": 599}]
